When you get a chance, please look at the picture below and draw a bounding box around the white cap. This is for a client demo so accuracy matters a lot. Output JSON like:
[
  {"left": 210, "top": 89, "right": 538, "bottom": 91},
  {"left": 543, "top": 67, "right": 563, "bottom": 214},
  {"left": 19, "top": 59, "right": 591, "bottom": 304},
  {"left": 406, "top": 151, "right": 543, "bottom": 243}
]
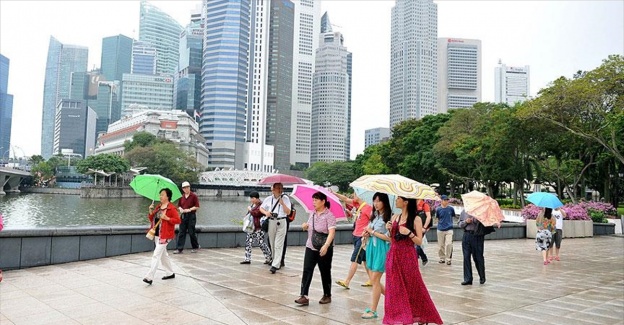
[{"left": 181, "top": 181, "right": 191, "bottom": 188}]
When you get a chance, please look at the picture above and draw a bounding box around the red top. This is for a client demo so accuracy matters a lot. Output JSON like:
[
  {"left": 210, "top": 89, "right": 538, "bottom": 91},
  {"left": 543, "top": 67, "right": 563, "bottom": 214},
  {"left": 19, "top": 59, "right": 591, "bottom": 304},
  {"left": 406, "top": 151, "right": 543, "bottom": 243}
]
[
  {"left": 148, "top": 203, "right": 181, "bottom": 240},
  {"left": 178, "top": 192, "right": 200, "bottom": 210},
  {"left": 417, "top": 200, "right": 430, "bottom": 212}
]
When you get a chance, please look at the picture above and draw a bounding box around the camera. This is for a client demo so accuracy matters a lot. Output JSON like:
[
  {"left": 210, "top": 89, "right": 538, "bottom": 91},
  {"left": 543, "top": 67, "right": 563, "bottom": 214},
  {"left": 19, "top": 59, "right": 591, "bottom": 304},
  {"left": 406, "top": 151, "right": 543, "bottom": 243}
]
[{"left": 271, "top": 213, "right": 278, "bottom": 218}]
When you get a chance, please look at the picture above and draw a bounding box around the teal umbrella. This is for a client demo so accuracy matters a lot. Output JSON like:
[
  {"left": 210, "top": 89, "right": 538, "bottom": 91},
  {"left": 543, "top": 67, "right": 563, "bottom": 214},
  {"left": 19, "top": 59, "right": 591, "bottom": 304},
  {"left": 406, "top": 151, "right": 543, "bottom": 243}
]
[
  {"left": 526, "top": 192, "right": 563, "bottom": 209},
  {"left": 130, "top": 174, "right": 182, "bottom": 202}
]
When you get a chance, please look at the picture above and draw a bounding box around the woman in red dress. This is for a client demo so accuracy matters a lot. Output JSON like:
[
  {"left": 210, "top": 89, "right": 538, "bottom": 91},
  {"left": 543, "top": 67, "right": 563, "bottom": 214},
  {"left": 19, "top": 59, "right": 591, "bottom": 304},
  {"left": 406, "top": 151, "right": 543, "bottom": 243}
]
[{"left": 383, "top": 196, "right": 443, "bottom": 325}]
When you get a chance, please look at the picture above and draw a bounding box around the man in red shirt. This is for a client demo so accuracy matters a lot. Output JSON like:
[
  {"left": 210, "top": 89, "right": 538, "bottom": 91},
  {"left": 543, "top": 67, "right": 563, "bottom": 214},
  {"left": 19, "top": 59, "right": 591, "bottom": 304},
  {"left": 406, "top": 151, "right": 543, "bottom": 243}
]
[
  {"left": 334, "top": 191, "right": 373, "bottom": 289},
  {"left": 174, "top": 181, "right": 201, "bottom": 254},
  {"left": 416, "top": 199, "right": 432, "bottom": 266}
]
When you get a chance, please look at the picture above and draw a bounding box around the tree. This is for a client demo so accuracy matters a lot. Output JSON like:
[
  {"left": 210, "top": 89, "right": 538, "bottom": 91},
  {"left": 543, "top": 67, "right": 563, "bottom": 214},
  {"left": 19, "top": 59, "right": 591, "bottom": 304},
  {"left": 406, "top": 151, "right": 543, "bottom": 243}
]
[
  {"left": 124, "top": 132, "right": 159, "bottom": 152},
  {"left": 29, "top": 155, "right": 44, "bottom": 165},
  {"left": 305, "top": 161, "right": 358, "bottom": 192},
  {"left": 519, "top": 55, "right": 624, "bottom": 164},
  {"left": 125, "top": 141, "right": 201, "bottom": 185},
  {"left": 76, "top": 154, "right": 130, "bottom": 174}
]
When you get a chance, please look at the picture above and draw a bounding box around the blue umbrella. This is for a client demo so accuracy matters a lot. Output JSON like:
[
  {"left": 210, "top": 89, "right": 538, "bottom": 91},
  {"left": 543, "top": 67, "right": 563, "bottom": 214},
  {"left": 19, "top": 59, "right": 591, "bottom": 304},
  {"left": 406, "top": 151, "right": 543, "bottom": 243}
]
[
  {"left": 526, "top": 192, "right": 563, "bottom": 209},
  {"left": 353, "top": 187, "right": 401, "bottom": 214}
]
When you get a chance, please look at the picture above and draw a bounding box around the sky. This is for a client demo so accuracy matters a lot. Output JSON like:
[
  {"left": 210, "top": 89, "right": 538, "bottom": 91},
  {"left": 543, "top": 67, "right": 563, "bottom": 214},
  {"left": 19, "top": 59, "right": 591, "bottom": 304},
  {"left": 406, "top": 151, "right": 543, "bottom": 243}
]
[{"left": 0, "top": 0, "right": 622, "bottom": 159}]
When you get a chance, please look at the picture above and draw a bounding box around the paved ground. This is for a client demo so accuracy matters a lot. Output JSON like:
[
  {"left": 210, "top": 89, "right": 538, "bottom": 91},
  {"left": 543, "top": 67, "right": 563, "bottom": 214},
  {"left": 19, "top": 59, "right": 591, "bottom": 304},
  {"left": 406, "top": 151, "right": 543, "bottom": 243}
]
[{"left": 1, "top": 236, "right": 623, "bottom": 325}]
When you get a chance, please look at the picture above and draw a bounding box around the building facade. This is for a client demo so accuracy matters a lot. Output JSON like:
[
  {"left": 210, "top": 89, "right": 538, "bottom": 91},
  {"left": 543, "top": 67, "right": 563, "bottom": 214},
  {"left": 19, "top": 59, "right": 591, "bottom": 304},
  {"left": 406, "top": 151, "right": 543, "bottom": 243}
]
[
  {"left": 389, "top": 0, "right": 438, "bottom": 129},
  {"left": 289, "top": 0, "right": 321, "bottom": 168},
  {"left": 101, "top": 34, "right": 133, "bottom": 82},
  {"left": 364, "top": 127, "right": 390, "bottom": 148},
  {"left": 264, "top": 0, "right": 295, "bottom": 172},
  {"left": 310, "top": 22, "right": 352, "bottom": 163},
  {"left": 0, "top": 54, "right": 13, "bottom": 162},
  {"left": 200, "top": 0, "right": 251, "bottom": 169},
  {"left": 131, "top": 41, "right": 158, "bottom": 75},
  {"left": 495, "top": 61, "right": 530, "bottom": 105},
  {"left": 95, "top": 110, "right": 209, "bottom": 167},
  {"left": 121, "top": 73, "right": 174, "bottom": 116},
  {"left": 175, "top": 10, "right": 203, "bottom": 119},
  {"left": 41, "top": 36, "right": 88, "bottom": 158},
  {"left": 53, "top": 99, "right": 97, "bottom": 158},
  {"left": 138, "top": 0, "right": 183, "bottom": 75},
  {"left": 437, "top": 37, "right": 481, "bottom": 112}
]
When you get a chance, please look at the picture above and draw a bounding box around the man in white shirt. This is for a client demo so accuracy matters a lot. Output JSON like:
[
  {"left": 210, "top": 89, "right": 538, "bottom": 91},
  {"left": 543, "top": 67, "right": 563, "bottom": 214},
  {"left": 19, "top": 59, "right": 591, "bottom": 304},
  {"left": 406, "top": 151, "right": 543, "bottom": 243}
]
[
  {"left": 260, "top": 183, "right": 291, "bottom": 274},
  {"left": 550, "top": 207, "right": 567, "bottom": 261}
]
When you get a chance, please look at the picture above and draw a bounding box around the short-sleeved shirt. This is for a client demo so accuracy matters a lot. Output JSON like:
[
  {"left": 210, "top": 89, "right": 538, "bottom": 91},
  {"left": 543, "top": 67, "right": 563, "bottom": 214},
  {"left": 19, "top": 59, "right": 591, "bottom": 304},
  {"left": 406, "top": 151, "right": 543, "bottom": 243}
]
[
  {"left": 306, "top": 208, "right": 337, "bottom": 251},
  {"left": 436, "top": 206, "right": 455, "bottom": 231},
  {"left": 553, "top": 210, "right": 564, "bottom": 230},
  {"left": 353, "top": 202, "right": 373, "bottom": 237},
  {"left": 417, "top": 200, "right": 431, "bottom": 212},
  {"left": 178, "top": 192, "right": 200, "bottom": 211},
  {"left": 261, "top": 194, "right": 291, "bottom": 219}
]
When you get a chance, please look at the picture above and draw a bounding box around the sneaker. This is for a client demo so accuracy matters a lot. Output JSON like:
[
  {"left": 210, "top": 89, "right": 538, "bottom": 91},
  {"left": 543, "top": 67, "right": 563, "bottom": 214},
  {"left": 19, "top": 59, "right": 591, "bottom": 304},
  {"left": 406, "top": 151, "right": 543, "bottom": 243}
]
[
  {"left": 318, "top": 295, "right": 332, "bottom": 304},
  {"left": 240, "top": 260, "right": 251, "bottom": 264},
  {"left": 173, "top": 250, "right": 182, "bottom": 254},
  {"left": 446, "top": 260, "right": 452, "bottom": 265},
  {"left": 438, "top": 260, "right": 445, "bottom": 264},
  {"left": 295, "top": 295, "right": 309, "bottom": 306},
  {"left": 422, "top": 260, "right": 429, "bottom": 267},
  {"left": 264, "top": 259, "right": 272, "bottom": 265}
]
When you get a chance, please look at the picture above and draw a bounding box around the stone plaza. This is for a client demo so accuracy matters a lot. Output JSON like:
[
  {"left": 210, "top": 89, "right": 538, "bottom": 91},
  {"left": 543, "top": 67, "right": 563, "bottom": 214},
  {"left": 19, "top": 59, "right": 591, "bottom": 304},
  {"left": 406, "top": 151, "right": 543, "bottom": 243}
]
[{"left": 1, "top": 236, "right": 623, "bottom": 324}]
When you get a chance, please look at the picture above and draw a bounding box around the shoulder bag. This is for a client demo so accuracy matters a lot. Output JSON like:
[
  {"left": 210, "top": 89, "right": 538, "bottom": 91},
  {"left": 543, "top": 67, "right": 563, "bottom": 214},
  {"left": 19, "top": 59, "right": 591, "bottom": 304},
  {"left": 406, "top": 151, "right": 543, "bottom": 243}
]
[
  {"left": 146, "top": 218, "right": 163, "bottom": 241},
  {"left": 312, "top": 213, "right": 331, "bottom": 250}
]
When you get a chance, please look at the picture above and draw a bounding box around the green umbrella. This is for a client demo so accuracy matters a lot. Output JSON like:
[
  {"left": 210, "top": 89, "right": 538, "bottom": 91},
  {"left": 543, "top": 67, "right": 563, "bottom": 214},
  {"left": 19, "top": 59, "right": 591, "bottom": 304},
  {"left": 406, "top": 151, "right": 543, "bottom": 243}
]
[{"left": 130, "top": 174, "right": 182, "bottom": 202}]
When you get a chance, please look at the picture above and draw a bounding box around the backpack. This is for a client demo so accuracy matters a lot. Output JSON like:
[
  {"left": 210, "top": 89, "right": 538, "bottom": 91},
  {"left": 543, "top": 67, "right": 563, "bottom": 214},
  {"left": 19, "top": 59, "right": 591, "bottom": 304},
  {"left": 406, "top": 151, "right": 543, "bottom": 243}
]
[{"left": 417, "top": 201, "right": 430, "bottom": 228}]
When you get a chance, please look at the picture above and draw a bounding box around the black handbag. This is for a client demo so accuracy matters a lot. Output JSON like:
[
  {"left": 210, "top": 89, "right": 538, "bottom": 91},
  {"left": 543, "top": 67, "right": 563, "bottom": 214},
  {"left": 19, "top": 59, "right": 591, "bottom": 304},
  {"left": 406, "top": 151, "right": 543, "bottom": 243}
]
[
  {"left": 262, "top": 198, "right": 281, "bottom": 232},
  {"left": 312, "top": 213, "right": 330, "bottom": 250}
]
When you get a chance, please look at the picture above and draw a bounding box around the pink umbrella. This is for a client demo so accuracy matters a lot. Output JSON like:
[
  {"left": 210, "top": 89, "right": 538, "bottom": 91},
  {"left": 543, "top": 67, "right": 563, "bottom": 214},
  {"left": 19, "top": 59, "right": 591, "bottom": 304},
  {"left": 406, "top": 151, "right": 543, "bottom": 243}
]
[
  {"left": 291, "top": 184, "right": 347, "bottom": 220},
  {"left": 258, "top": 174, "right": 307, "bottom": 185},
  {"left": 461, "top": 191, "right": 504, "bottom": 227}
]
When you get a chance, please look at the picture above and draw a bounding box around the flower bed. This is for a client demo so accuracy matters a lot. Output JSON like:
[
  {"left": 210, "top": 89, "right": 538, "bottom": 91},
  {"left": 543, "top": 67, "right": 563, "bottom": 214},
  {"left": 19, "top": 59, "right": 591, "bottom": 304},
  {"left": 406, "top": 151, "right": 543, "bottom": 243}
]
[{"left": 521, "top": 201, "right": 617, "bottom": 238}]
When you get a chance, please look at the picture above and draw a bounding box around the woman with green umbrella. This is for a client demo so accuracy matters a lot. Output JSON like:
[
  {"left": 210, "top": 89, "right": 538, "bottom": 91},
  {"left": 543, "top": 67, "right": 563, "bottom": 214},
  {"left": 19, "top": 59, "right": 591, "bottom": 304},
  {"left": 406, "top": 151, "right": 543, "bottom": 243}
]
[{"left": 143, "top": 188, "right": 181, "bottom": 285}]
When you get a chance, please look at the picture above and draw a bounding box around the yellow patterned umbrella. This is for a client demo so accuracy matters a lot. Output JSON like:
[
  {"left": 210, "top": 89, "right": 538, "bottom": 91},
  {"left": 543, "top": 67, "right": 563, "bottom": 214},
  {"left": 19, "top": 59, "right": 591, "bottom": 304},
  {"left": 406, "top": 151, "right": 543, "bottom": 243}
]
[{"left": 350, "top": 174, "right": 438, "bottom": 200}]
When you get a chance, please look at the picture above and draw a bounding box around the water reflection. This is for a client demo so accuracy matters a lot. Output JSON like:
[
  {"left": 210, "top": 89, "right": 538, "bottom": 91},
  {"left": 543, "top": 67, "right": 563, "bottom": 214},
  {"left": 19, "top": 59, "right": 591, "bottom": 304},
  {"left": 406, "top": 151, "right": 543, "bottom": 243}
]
[{"left": 0, "top": 193, "right": 307, "bottom": 228}]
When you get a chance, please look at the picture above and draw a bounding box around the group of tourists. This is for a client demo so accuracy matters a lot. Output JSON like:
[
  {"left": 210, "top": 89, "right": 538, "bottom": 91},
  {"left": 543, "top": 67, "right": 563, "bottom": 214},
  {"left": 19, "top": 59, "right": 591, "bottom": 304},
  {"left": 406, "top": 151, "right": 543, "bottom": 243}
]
[{"left": 141, "top": 181, "right": 515, "bottom": 325}]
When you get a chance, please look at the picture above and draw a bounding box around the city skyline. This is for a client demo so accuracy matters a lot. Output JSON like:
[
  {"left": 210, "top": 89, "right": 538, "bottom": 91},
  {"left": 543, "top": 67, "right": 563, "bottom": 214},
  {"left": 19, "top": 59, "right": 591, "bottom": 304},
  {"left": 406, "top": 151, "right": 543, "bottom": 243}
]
[{"left": 0, "top": 0, "right": 622, "bottom": 158}]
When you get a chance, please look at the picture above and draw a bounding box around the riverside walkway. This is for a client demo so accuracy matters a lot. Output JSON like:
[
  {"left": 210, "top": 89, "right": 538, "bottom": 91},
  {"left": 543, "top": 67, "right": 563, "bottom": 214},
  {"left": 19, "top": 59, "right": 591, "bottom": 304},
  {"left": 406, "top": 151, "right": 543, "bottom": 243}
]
[{"left": 1, "top": 236, "right": 623, "bottom": 325}]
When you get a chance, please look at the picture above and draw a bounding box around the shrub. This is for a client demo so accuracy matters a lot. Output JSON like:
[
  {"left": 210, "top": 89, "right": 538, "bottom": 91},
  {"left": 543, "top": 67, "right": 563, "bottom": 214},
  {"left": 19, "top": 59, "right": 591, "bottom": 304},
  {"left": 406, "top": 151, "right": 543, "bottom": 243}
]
[
  {"left": 521, "top": 203, "right": 591, "bottom": 221},
  {"left": 577, "top": 201, "right": 618, "bottom": 218},
  {"left": 448, "top": 198, "right": 463, "bottom": 205},
  {"left": 587, "top": 208, "right": 607, "bottom": 223}
]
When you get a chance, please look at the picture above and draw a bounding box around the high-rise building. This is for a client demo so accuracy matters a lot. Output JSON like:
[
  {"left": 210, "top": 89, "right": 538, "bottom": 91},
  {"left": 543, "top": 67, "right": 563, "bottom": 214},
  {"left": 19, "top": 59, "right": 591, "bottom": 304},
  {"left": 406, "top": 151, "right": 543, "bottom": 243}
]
[
  {"left": 175, "top": 7, "right": 203, "bottom": 118},
  {"left": 139, "top": 0, "right": 183, "bottom": 75},
  {"left": 365, "top": 127, "right": 391, "bottom": 148},
  {"left": 289, "top": 0, "right": 321, "bottom": 168},
  {"left": 131, "top": 41, "right": 158, "bottom": 75},
  {"left": 69, "top": 71, "right": 121, "bottom": 138},
  {"left": 258, "top": 0, "right": 295, "bottom": 172},
  {"left": 41, "top": 36, "right": 88, "bottom": 158},
  {"left": 495, "top": 60, "right": 530, "bottom": 105},
  {"left": 101, "top": 34, "right": 133, "bottom": 82},
  {"left": 53, "top": 99, "right": 97, "bottom": 158},
  {"left": 121, "top": 73, "right": 174, "bottom": 116},
  {"left": 389, "top": 0, "right": 438, "bottom": 129},
  {"left": 310, "top": 15, "right": 352, "bottom": 163},
  {"left": 0, "top": 54, "right": 14, "bottom": 162},
  {"left": 200, "top": 0, "right": 250, "bottom": 169},
  {"left": 437, "top": 38, "right": 481, "bottom": 112}
]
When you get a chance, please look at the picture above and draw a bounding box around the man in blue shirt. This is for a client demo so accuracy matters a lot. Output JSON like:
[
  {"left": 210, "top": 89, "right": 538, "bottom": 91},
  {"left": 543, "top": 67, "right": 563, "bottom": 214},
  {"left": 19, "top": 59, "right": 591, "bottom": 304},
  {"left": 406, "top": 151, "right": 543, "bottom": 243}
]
[{"left": 435, "top": 195, "right": 455, "bottom": 265}]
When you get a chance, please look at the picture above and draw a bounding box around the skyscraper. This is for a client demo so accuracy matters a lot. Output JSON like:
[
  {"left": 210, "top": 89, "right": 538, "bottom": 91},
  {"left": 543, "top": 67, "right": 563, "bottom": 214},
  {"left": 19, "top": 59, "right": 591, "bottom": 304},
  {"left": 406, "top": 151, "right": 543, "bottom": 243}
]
[
  {"left": 139, "top": 0, "right": 183, "bottom": 75},
  {"left": 437, "top": 38, "right": 481, "bottom": 112},
  {"left": 389, "top": 0, "right": 438, "bottom": 129},
  {"left": 121, "top": 74, "right": 174, "bottom": 116},
  {"left": 53, "top": 99, "right": 97, "bottom": 158},
  {"left": 289, "top": 0, "right": 321, "bottom": 168},
  {"left": 263, "top": 0, "right": 294, "bottom": 172},
  {"left": 131, "top": 41, "right": 157, "bottom": 75},
  {"left": 101, "top": 34, "right": 133, "bottom": 82},
  {"left": 365, "top": 127, "right": 390, "bottom": 148},
  {"left": 310, "top": 14, "right": 352, "bottom": 163},
  {"left": 41, "top": 36, "right": 88, "bottom": 158},
  {"left": 495, "top": 60, "right": 530, "bottom": 105},
  {"left": 0, "top": 53, "right": 14, "bottom": 162},
  {"left": 200, "top": 0, "right": 250, "bottom": 169},
  {"left": 175, "top": 7, "right": 203, "bottom": 118}
]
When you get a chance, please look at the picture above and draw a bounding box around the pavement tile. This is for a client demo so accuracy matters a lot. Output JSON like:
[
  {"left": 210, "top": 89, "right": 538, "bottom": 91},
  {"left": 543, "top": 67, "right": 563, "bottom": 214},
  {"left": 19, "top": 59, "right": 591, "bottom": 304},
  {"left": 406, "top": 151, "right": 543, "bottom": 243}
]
[{"left": 1, "top": 237, "right": 623, "bottom": 324}]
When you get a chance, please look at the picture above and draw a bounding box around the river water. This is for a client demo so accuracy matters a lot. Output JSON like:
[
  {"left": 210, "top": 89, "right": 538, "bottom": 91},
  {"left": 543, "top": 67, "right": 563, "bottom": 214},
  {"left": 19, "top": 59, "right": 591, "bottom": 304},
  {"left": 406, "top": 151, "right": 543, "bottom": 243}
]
[{"left": 0, "top": 193, "right": 307, "bottom": 228}]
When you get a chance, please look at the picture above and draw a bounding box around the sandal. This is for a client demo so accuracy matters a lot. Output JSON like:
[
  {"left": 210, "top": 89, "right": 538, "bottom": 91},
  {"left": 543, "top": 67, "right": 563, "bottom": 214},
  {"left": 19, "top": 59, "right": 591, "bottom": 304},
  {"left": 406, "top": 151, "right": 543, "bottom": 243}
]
[
  {"left": 361, "top": 309, "right": 378, "bottom": 319},
  {"left": 555, "top": 256, "right": 560, "bottom": 261},
  {"left": 335, "top": 280, "right": 350, "bottom": 289},
  {"left": 361, "top": 280, "right": 372, "bottom": 287}
]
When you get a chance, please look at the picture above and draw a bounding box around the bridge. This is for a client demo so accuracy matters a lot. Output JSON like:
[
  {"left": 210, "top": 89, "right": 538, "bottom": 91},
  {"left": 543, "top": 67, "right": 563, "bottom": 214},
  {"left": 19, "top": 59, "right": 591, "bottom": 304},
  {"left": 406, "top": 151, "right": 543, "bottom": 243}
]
[
  {"left": 0, "top": 167, "right": 30, "bottom": 195},
  {"left": 197, "top": 170, "right": 312, "bottom": 192}
]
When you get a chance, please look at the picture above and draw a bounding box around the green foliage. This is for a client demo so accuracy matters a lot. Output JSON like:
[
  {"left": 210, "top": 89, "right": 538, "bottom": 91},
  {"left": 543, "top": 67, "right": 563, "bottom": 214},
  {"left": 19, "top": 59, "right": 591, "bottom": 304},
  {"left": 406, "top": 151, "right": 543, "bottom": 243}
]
[
  {"left": 76, "top": 154, "right": 130, "bottom": 174},
  {"left": 587, "top": 208, "right": 607, "bottom": 223},
  {"left": 305, "top": 161, "right": 358, "bottom": 192},
  {"left": 29, "top": 155, "right": 44, "bottom": 165},
  {"left": 30, "top": 161, "right": 54, "bottom": 185},
  {"left": 124, "top": 132, "right": 160, "bottom": 152},
  {"left": 125, "top": 141, "right": 201, "bottom": 186}
]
